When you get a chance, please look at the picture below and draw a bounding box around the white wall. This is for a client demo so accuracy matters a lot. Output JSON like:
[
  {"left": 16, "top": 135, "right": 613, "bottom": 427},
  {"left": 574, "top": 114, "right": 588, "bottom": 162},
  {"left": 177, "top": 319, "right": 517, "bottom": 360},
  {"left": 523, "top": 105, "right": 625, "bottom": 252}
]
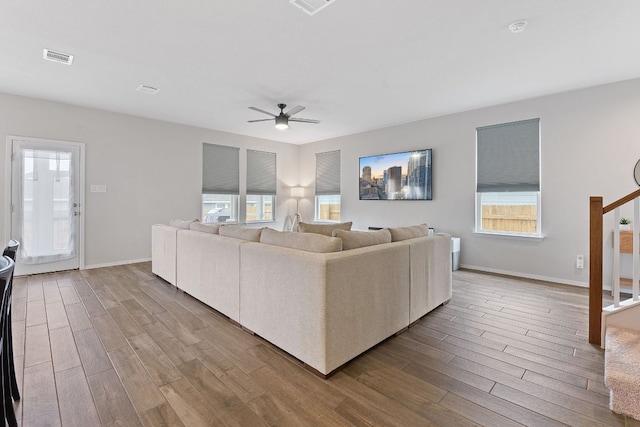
[
  {"left": 3, "top": 78, "right": 640, "bottom": 283},
  {"left": 299, "top": 78, "right": 640, "bottom": 287},
  {"left": 0, "top": 92, "right": 299, "bottom": 268}
]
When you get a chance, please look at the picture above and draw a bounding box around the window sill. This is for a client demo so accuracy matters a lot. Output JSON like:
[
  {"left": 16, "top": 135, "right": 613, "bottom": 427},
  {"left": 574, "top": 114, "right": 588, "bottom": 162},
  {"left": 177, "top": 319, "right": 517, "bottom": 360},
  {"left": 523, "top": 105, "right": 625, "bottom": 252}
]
[
  {"left": 245, "top": 220, "right": 277, "bottom": 225},
  {"left": 472, "top": 230, "right": 544, "bottom": 242}
]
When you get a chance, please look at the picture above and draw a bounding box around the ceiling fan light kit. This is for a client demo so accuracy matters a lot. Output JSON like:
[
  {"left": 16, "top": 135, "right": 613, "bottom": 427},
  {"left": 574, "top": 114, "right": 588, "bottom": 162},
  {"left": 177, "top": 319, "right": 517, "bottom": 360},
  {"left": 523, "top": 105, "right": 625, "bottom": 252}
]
[
  {"left": 275, "top": 115, "right": 289, "bottom": 130},
  {"left": 248, "top": 103, "right": 320, "bottom": 130}
]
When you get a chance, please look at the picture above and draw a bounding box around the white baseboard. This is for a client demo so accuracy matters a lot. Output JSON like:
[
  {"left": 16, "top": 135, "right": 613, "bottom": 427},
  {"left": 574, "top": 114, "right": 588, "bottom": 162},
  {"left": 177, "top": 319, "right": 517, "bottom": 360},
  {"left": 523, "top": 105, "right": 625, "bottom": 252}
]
[
  {"left": 460, "top": 263, "right": 589, "bottom": 288},
  {"left": 83, "top": 257, "right": 151, "bottom": 270}
]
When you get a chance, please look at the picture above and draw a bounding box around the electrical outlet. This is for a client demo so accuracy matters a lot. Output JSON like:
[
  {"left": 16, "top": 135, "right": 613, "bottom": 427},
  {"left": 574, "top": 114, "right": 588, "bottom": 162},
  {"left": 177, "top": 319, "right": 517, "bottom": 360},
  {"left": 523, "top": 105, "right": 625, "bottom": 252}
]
[{"left": 576, "top": 254, "right": 584, "bottom": 269}]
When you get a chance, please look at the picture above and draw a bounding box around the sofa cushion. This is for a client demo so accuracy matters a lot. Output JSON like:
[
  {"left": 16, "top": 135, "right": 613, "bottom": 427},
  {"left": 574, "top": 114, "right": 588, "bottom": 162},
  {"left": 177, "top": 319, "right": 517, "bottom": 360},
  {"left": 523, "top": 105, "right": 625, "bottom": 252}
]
[
  {"left": 332, "top": 229, "right": 392, "bottom": 250},
  {"left": 299, "top": 221, "right": 352, "bottom": 236},
  {"left": 219, "top": 226, "right": 263, "bottom": 242},
  {"left": 388, "top": 224, "right": 429, "bottom": 242},
  {"left": 189, "top": 222, "right": 222, "bottom": 234},
  {"left": 260, "top": 228, "right": 342, "bottom": 253},
  {"left": 169, "top": 218, "right": 197, "bottom": 229}
]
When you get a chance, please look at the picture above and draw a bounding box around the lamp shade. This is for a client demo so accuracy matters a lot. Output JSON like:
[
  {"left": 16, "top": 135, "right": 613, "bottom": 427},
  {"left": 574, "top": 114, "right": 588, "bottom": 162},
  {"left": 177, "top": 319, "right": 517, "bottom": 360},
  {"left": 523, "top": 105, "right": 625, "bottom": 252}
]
[{"left": 290, "top": 186, "right": 304, "bottom": 198}]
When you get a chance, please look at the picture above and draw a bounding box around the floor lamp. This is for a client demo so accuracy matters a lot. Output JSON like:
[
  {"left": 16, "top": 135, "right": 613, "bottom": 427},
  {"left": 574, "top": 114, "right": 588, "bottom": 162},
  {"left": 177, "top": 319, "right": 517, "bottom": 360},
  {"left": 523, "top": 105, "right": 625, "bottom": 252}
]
[{"left": 290, "top": 186, "right": 304, "bottom": 231}]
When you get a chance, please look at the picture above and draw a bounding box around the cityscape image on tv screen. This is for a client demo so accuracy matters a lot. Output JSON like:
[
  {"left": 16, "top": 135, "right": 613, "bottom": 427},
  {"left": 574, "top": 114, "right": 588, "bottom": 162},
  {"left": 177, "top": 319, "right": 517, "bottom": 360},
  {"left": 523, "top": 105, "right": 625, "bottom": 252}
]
[{"left": 359, "top": 149, "right": 432, "bottom": 200}]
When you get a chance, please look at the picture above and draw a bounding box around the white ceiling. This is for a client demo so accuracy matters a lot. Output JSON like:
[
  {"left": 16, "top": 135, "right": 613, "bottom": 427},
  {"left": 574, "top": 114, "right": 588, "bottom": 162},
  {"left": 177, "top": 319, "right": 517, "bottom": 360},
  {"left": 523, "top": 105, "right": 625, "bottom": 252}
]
[{"left": 1, "top": 0, "right": 639, "bottom": 144}]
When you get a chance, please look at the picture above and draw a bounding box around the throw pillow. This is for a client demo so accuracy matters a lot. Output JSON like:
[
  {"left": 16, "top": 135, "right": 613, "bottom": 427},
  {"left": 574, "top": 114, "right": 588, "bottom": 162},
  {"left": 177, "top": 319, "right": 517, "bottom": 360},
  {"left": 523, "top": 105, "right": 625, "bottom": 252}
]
[
  {"left": 298, "top": 221, "right": 352, "bottom": 236},
  {"left": 388, "top": 224, "right": 430, "bottom": 242},
  {"left": 260, "top": 228, "right": 342, "bottom": 253},
  {"left": 219, "top": 226, "right": 263, "bottom": 242},
  {"left": 169, "top": 218, "right": 197, "bottom": 229},
  {"left": 189, "top": 222, "right": 221, "bottom": 234},
  {"left": 332, "top": 229, "right": 392, "bottom": 250}
]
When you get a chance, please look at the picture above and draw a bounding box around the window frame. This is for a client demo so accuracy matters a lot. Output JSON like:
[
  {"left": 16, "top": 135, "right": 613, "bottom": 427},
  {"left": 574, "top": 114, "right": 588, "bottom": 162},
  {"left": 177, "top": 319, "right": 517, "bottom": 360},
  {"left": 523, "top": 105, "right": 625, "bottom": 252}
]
[
  {"left": 475, "top": 119, "right": 542, "bottom": 238},
  {"left": 474, "top": 191, "right": 541, "bottom": 238},
  {"left": 315, "top": 194, "right": 341, "bottom": 222},
  {"left": 201, "top": 143, "right": 240, "bottom": 224},
  {"left": 201, "top": 194, "right": 239, "bottom": 224},
  {"left": 246, "top": 194, "right": 275, "bottom": 223},
  {"left": 314, "top": 150, "right": 341, "bottom": 222},
  {"left": 246, "top": 149, "right": 277, "bottom": 224}
]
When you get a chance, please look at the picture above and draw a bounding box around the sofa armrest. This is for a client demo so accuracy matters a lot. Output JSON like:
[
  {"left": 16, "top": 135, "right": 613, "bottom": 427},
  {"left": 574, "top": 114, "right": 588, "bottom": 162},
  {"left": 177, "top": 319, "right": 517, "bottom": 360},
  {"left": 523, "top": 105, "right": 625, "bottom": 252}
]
[
  {"left": 239, "top": 242, "right": 410, "bottom": 375},
  {"left": 151, "top": 224, "right": 180, "bottom": 285},
  {"left": 176, "top": 231, "right": 245, "bottom": 322},
  {"left": 323, "top": 243, "right": 410, "bottom": 372},
  {"left": 406, "top": 233, "right": 453, "bottom": 323}
]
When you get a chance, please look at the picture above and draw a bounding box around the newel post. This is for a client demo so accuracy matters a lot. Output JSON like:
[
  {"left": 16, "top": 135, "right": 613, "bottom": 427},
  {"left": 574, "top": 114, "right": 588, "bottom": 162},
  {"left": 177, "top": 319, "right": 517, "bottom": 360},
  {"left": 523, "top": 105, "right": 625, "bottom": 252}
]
[{"left": 589, "top": 196, "right": 603, "bottom": 345}]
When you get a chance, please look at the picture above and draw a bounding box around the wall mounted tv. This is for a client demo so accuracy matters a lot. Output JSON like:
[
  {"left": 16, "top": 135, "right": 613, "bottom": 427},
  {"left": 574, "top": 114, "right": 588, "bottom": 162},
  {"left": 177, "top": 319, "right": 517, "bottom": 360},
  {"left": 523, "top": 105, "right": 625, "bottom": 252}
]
[{"left": 359, "top": 149, "right": 432, "bottom": 200}]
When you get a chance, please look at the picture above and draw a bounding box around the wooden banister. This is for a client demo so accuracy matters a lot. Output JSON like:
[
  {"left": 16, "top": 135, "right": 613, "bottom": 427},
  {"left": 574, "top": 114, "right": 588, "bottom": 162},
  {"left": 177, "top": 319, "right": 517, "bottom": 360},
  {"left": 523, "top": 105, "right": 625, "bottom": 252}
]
[
  {"left": 603, "top": 188, "right": 640, "bottom": 214},
  {"left": 589, "top": 196, "right": 603, "bottom": 345},
  {"left": 590, "top": 188, "right": 640, "bottom": 346}
]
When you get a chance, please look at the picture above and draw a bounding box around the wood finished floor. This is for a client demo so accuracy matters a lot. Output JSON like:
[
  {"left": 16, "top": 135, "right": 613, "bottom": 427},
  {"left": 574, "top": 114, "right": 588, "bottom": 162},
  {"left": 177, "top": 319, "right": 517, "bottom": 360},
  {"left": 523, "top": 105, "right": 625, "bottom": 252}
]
[{"left": 9, "top": 263, "right": 640, "bottom": 426}]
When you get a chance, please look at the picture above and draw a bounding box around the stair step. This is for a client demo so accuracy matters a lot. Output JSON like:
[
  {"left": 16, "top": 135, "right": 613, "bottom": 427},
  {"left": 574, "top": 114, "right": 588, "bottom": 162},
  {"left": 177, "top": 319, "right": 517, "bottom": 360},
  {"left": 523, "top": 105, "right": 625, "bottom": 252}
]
[{"left": 605, "top": 326, "right": 640, "bottom": 420}]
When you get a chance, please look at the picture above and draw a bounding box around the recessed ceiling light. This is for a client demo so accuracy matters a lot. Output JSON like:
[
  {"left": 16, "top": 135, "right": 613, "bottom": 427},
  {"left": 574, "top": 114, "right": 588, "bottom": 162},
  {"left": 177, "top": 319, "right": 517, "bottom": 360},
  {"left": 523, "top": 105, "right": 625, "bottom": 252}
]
[
  {"left": 43, "top": 49, "right": 73, "bottom": 65},
  {"left": 136, "top": 85, "right": 160, "bottom": 95},
  {"left": 508, "top": 20, "right": 528, "bottom": 33}
]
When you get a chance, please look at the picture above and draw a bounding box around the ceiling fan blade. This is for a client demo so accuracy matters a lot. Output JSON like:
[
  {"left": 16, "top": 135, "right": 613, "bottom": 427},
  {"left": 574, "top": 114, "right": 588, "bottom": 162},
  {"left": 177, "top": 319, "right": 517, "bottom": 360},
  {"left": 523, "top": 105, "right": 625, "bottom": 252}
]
[
  {"left": 285, "top": 105, "right": 305, "bottom": 117},
  {"left": 248, "top": 106, "right": 276, "bottom": 117},
  {"left": 289, "top": 117, "right": 320, "bottom": 124},
  {"left": 247, "top": 118, "right": 274, "bottom": 123}
]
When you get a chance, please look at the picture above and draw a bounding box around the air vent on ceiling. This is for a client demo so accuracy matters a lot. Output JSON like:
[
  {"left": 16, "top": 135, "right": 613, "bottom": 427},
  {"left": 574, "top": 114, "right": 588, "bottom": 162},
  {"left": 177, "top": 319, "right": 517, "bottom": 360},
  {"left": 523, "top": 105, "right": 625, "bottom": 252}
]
[
  {"left": 43, "top": 49, "right": 73, "bottom": 65},
  {"left": 290, "top": 0, "right": 336, "bottom": 16},
  {"left": 136, "top": 84, "right": 160, "bottom": 95}
]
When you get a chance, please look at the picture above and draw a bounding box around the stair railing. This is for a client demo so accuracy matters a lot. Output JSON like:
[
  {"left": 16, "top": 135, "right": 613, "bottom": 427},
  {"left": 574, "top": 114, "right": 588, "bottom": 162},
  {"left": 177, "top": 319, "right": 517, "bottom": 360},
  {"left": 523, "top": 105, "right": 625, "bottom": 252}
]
[{"left": 589, "top": 188, "right": 640, "bottom": 345}]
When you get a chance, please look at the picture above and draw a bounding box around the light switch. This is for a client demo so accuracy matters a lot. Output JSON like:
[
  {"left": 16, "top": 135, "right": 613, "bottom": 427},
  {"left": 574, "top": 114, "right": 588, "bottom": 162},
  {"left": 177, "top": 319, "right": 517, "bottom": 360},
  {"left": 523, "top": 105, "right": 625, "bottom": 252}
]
[{"left": 91, "top": 185, "right": 107, "bottom": 193}]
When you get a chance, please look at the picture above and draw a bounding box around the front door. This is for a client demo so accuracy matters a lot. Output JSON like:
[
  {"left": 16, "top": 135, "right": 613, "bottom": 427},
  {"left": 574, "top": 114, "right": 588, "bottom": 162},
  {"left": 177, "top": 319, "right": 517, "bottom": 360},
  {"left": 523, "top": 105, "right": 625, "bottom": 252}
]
[{"left": 9, "top": 137, "right": 83, "bottom": 275}]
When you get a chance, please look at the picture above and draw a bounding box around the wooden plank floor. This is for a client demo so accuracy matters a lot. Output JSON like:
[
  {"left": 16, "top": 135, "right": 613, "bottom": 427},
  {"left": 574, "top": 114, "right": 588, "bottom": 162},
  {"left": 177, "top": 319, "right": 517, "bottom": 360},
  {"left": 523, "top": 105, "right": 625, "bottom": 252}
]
[{"left": 9, "top": 263, "right": 640, "bottom": 426}]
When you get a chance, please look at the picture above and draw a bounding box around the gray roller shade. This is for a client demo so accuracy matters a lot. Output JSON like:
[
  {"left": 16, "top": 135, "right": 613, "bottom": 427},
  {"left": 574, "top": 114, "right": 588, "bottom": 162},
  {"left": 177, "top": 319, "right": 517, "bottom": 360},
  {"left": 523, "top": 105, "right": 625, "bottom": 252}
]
[
  {"left": 476, "top": 118, "right": 540, "bottom": 193},
  {"left": 202, "top": 143, "right": 239, "bottom": 194},
  {"left": 247, "top": 149, "right": 277, "bottom": 195},
  {"left": 316, "top": 150, "right": 341, "bottom": 195}
]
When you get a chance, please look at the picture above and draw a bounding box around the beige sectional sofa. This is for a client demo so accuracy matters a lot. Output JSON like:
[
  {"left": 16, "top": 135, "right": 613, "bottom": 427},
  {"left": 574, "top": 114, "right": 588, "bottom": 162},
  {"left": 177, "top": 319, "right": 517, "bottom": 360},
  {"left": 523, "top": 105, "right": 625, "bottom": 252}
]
[{"left": 151, "top": 222, "right": 452, "bottom": 376}]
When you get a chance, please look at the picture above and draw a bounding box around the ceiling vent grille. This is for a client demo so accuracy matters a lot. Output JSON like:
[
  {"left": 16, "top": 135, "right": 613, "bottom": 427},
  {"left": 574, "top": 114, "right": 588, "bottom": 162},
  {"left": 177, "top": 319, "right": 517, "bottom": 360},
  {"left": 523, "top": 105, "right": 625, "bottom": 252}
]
[
  {"left": 290, "top": 0, "right": 336, "bottom": 16},
  {"left": 136, "top": 84, "right": 160, "bottom": 95},
  {"left": 43, "top": 49, "right": 73, "bottom": 65}
]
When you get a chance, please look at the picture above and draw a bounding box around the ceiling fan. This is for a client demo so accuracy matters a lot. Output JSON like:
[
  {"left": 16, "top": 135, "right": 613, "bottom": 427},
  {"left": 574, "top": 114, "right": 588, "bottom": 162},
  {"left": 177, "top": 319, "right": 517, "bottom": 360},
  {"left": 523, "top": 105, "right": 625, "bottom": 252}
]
[{"left": 248, "top": 103, "right": 320, "bottom": 129}]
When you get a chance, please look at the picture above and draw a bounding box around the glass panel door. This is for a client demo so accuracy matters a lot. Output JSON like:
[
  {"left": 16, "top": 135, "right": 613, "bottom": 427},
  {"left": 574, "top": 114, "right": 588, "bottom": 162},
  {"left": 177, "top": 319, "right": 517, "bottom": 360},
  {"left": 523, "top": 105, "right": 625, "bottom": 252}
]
[{"left": 10, "top": 138, "right": 82, "bottom": 275}]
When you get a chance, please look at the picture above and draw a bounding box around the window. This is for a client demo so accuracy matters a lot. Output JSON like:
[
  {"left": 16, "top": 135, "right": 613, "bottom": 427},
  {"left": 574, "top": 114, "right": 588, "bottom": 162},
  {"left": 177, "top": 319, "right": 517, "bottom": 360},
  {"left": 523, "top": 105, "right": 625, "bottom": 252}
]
[
  {"left": 316, "top": 195, "right": 341, "bottom": 221},
  {"left": 246, "top": 149, "right": 276, "bottom": 222},
  {"left": 476, "top": 118, "right": 541, "bottom": 236},
  {"left": 246, "top": 195, "right": 274, "bottom": 222},
  {"left": 202, "top": 143, "right": 239, "bottom": 223},
  {"left": 202, "top": 194, "right": 238, "bottom": 223},
  {"left": 315, "top": 150, "right": 341, "bottom": 221}
]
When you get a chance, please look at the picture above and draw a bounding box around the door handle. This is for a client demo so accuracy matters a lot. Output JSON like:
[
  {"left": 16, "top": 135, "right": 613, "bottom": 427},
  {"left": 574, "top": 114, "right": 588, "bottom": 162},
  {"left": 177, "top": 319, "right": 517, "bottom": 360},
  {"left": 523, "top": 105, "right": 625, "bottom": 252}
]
[{"left": 73, "top": 211, "right": 80, "bottom": 216}]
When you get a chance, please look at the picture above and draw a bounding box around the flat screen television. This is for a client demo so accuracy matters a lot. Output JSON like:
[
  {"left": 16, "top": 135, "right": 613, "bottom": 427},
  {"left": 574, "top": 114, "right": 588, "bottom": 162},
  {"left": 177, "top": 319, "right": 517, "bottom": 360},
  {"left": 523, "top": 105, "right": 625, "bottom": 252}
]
[{"left": 359, "top": 149, "right": 432, "bottom": 200}]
